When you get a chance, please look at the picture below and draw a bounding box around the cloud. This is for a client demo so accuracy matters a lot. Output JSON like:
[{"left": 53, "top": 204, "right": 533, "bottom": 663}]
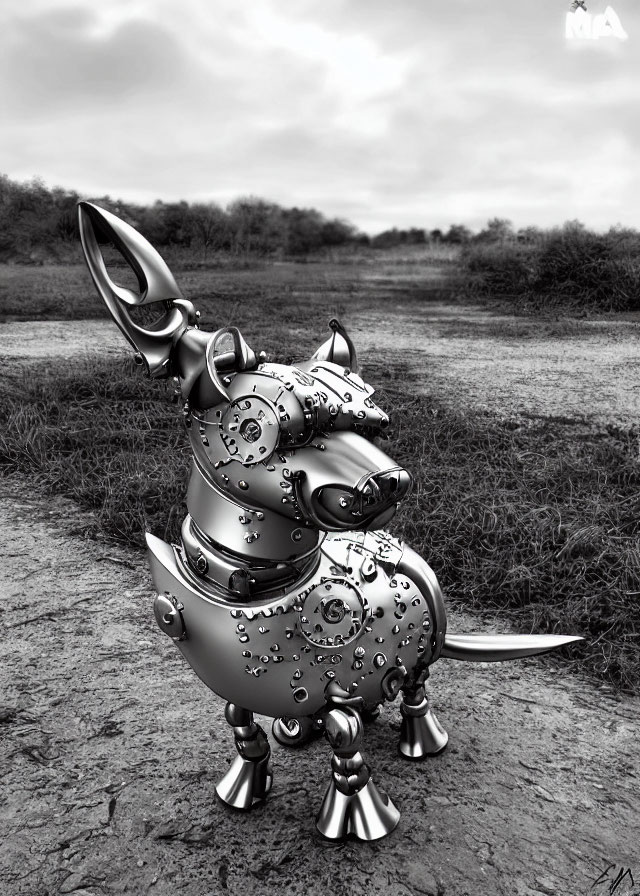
[
  {"left": 1, "top": 12, "right": 184, "bottom": 115},
  {"left": 1, "top": 0, "right": 639, "bottom": 233}
]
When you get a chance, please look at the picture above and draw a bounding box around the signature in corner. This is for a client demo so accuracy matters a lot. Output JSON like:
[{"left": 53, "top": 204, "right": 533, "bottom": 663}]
[{"left": 592, "top": 864, "right": 637, "bottom": 896}]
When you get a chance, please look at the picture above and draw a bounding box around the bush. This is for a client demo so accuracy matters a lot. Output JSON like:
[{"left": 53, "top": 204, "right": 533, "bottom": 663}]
[
  {"left": 462, "top": 224, "right": 640, "bottom": 312},
  {"left": 462, "top": 242, "right": 535, "bottom": 298}
]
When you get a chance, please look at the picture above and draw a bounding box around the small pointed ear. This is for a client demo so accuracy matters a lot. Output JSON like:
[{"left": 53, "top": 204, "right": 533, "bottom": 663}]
[
  {"left": 207, "top": 327, "right": 258, "bottom": 373},
  {"left": 311, "top": 318, "right": 359, "bottom": 373},
  {"left": 176, "top": 327, "right": 260, "bottom": 409}
]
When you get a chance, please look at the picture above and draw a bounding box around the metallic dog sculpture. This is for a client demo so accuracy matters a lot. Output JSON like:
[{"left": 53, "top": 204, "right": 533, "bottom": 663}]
[{"left": 78, "top": 202, "right": 582, "bottom": 841}]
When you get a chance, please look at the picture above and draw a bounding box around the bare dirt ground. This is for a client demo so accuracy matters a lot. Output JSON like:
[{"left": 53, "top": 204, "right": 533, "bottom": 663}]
[
  {"left": 3, "top": 305, "right": 640, "bottom": 424},
  {"left": 1, "top": 308, "right": 639, "bottom": 896},
  {"left": 350, "top": 303, "right": 640, "bottom": 426}
]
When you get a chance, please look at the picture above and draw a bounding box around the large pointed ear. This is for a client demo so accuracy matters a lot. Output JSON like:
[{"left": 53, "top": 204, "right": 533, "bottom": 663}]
[
  {"left": 311, "top": 318, "right": 359, "bottom": 373},
  {"left": 78, "top": 201, "right": 184, "bottom": 306},
  {"left": 78, "top": 201, "right": 196, "bottom": 377}
]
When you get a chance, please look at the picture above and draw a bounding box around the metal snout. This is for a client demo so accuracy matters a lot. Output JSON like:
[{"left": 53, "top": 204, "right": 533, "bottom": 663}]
[
  {"left": 311, "top": 467, "right": 412, "bottom": 531},
  {"left": 351, "top": 468, "right": 412, "bottom": 518}
]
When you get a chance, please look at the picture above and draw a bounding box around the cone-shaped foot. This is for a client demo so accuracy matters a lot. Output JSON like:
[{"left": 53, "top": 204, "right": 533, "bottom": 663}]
[
  {"left": 316, "top": 778, "right": 400, "bottom": 841},
  {"left": 399, "top": 706, "right": 448, "bottom": 760},
  {"left": 215, "top": 753, "right": 273, "bottom": 810}
]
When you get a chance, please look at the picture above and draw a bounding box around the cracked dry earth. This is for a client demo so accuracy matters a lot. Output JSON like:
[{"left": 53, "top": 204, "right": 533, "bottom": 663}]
[{"left": 1, "top": 308, "right": 640, "bottom": 896}]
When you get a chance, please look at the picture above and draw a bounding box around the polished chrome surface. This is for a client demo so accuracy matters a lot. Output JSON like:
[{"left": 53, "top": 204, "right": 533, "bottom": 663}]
[
  {"left": 78, "top": 202, "right": 193, "bottom": 378},
  {"left": 440, "top": 633, "right": 584, "bottom": 662},
  {"left": 317, "top": 776, "right": 401, "bottom": 841},
  {"left": 215, "top": 704, "right": 273, "bottom": 809},
  {"left": 399, "top": 684, "right": 449, "bottom": 759},
  {"left": 79, "top": 202, "right": 584, "bottom": 842},
  {"left": 271, "top": 715, "right": 317, "bottom": 748},
  {"left": 145, "top": 529, "right": 437, "bottom": 719},
  {"left": 311, "top": 317, "right": 359, "bottom": 373},
  {"left": 316, "top": 703, "right": 399, "bottom": 840}
]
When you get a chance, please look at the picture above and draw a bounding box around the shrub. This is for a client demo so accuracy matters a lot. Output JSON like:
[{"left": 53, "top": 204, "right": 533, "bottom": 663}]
[
  {"left": 462, "top": 242, "right": 535, "bottom": 298},
  {"left": 462, "top": 223, "right": 640, "bottom": 312}
]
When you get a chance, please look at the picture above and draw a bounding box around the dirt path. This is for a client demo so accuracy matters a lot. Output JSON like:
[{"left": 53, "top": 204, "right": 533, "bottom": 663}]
[
  {"left": 350, "top": 304, "right": 640, "bottom": 426},
  {"left": 1, "top": 483, "right": 638, "bottom": 896},
  {"left": 3, "top": 306, "right": 640, "bottom": 426}
]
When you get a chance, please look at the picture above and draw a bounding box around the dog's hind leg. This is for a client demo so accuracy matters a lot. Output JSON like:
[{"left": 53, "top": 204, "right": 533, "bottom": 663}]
[
  {"left": 398, "top": 675, "right": 448, "bottom": 760},
  {"left": 215, "top": 703, "right": 273, "bottom": 809}
]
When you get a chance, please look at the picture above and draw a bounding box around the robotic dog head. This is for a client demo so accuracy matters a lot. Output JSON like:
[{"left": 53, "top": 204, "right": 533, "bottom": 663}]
[
  {"left": 78, "top": 202, "right": 411, "bottom": 539},
  {"left": 187, "top": 332, "right": 411, "bottom": 533}
]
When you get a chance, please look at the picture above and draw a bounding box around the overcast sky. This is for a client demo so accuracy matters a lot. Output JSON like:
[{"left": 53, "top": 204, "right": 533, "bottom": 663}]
[{"left": 1, "top": 0, "right": 638, "bottom": 234}]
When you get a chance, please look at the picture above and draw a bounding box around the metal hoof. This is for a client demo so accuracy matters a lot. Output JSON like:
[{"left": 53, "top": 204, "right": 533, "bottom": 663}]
[
  {"left": 215, "top": 754, "right": 273, "bottom": 810},
  {"left": 272, "top": 716, "right": 316, "bottom": 748},
  {"left": 399, "top": 703, "right": 448, "bottom": 759},
  {"left": 316, "top": 778, "right": 400, "bottom": 841}
]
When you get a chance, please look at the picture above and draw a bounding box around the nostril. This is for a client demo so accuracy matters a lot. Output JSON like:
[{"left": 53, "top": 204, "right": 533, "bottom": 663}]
[{"left": 374, "top": 469, "right": 411, "bottom": 500}]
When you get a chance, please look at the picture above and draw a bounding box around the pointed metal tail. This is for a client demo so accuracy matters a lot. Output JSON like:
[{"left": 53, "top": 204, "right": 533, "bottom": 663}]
[{"left": 440, "top": 633, "right": 583, "bottom": 662}]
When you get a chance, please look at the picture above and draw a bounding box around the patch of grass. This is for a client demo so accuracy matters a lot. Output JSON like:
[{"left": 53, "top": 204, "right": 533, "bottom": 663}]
[
  {"left": 0, "top": 254, "right": 457, "bottom": 322},
  {"left": 1, "top": 356, "right": 639, "bottom": 692}
]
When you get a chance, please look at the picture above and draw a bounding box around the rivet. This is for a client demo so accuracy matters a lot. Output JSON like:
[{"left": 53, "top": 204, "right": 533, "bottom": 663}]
[
  {"left": 238, "top": 480, "right": 249, "bottom": 490},
  {"left": 195, "top": 553, "right": 208, "bottom": 575}
]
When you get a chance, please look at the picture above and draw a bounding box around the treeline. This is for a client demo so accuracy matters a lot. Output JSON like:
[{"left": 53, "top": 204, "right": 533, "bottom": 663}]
[
  {"left": 0, "top": 174, "right": 370, "bottom": 263},
  {"left": 0, "top": 174, "right": 528, "bottom": 265}
]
